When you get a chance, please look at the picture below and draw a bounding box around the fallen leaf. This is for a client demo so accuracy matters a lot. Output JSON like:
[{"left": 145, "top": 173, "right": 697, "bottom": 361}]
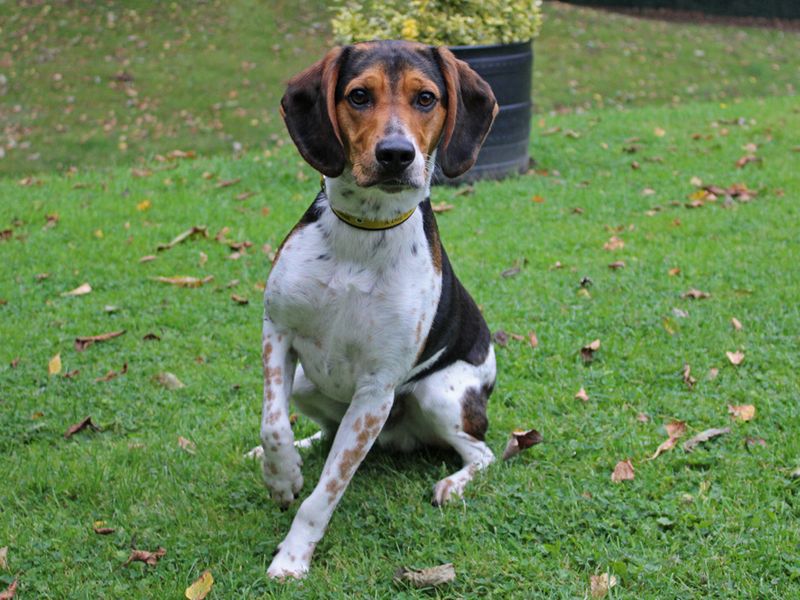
[
  {"left": 641, "top": 187, "right": 656, "bottom": 196},
  {"left": 215, "top": 178, "right": 241, "bottom": 188},
  {"left": 735, "top": 155, "right": 759, "bottom": 169},
  {"left": 726, "top": 350, "right": 745, "bottom": 366},
  {"left": 683, "top": 427, "right": 730, "bottom": 452},
  {"left": 231, "top": 294, "right": 249, "bottom": 305},
  {"left": 603, "top": 236, "right": 624, "bottom": 251},
  {"left": 95, "top": 363, "right": 128, "bottom": 383},
  {"left": 654, "top": 127, "right": 666, "bottom": 137},
  {"left": 431, "top": 201, "right": 454, "bottom": 213},
  {"left": 728, "top": 404, "right": 755, "bottom": 421},
  {"left": 10, "top": 358, "right": 20, "bottom": 368},
  {"left": 636, "top": 413, "right": 650, "bottom": 423},
  {"left": 649, "top": 420, "right": 687, "bottom": 460},
  {"left": 528, "top": 331, "right": 539, "bottom": 349},
  {"left": 63, "top": 369, "right": 80, "bottom": 379},
  {"left": 64, "top": 416, "right": 101, "bottom": 438},
  {"left": 501, "top": 428, "right": 543, "bottom": 461},
  {"left": 178, "top": 436, "right": 196, "bottom": 454},
  {"left": 0, "top": 579, "right": 17, "bottom": 600},
  {"left": 575, "top": 387, "right": 589, "bottom": 402},
  {"left": 611, "top": 459, "right": 635, "bottom": 483},
  {"left": 48, "top": 353, "right": 62, "bottom": 375},
  {"left": 199, "top": 251, "right": 208, "bottom": 267},
  {"left": 153, "top": 275, "right": 214, "bottom": 288},
  {"left": 136, "top": 199, "right": 152, "bottom": 211},
  {"left": 668, "top": 267, "right": 681, "bottom": 276},
  {"left": 185, "top": 570, "right": 214, "bottom": 600},
  {"left": 590, "top": 573, "right": 618, "bottom": 598},
  {"left": 731, "top": 317, "right": 742, "bottom": 331},
  {"left": 155, "top": 372, "right": 185, "bottom": 390},
  {"left": 139, "top": 255, "right": 157, "bottom": 263},
  {"left": 125, "top": 546, "right": 166, "bottom": 567},
  {"left": 580, "top": 339, "right": 601, "bottom": 363},
  {"left": 75, "top": 330, "right": 126, "bottom": 352},
  {"left": 157, "top": 226, "right": 208, "bottom": 251},
  {"left": 708, "top": 367, "right": 719, "bottom": 380},
  {"left": 394, "top": 563, "right": 455, "bottom": 588},
  {"left": 93, "top": 521, "right": 116, "bottom": 535},
  {"left": 501, "top": 266, "right": 521, "bottom": 278},
  {"left": 608, "top": 261, "right": 625, "bottom": 269},
  {"left": 682, "top": 364, "right": 696, "bottom": 389},
  {"left": 672, "top": 307, "right": 688, "bottom": 318},
  {"left": 531, "top": 194, "right": 545, "bottom": 203},
  {"left": 62, "top": 282, "right": 92, "bottom": 296},
  {"left": 236, "top": 191, "right": 255, "bottom": 201},
  {"left": 682, "top": 288, "right": 710, "bottom": 299},
  {"left": 690, "top": 176, "right": 703, "bottom": 187},
  {"left": 0, "top": 546, "right": 7, "bottom": 569},
  {"left": 143, "top": 332, "right": 161, "bottom": 341},
  {"left": 492, "top": 330, "right": 509, "bottom": 347}
]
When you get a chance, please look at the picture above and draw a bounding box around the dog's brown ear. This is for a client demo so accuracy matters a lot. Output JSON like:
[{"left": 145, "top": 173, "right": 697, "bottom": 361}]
[
  {"left": 435, "top": 47, "right": 499, "bottom": 178},
  {"left": 281, "top": 47, "right": 347, "bottom": 177}
]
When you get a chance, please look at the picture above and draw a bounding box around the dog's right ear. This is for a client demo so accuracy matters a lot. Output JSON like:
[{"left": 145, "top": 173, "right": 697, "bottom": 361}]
[{"left": 280, "top": 47, "right": 347, "bottom": 177}]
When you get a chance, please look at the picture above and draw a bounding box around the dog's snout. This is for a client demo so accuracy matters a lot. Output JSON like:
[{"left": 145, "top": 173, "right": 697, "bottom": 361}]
[{"left": 375, "top": 136, "right": 415, "bottom": 175}]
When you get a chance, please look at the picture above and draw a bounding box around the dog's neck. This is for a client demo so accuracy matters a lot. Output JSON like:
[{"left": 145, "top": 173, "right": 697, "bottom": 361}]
[{"left": 323, "top": 153, "right": 437, "bottom": 227}]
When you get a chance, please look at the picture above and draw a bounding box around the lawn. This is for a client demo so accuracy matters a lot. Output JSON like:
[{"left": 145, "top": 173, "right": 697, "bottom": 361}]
[{"left": 2, "top": 2, "right": 800, "bottom": 599}]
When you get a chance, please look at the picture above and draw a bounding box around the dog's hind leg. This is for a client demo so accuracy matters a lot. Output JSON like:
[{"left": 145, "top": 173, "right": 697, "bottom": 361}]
[{"left": 411, "top": 350, "right": 497, "bottom": 506}]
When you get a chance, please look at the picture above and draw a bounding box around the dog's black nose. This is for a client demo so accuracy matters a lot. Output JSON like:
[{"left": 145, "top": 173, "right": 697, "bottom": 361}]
[{"left": 375, "top": 136, "right": 415, "bottom": 175}]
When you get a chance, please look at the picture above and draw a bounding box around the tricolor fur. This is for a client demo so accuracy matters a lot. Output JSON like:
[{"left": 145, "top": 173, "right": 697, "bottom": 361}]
[{"left": 254, "top": 40, "right": 499, "bottom": 579}]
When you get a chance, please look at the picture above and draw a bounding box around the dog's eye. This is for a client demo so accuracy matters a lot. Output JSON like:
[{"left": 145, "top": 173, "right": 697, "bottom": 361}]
[
  {"left": 416, "top": 91, "right": 436, "bottom": 108},
  {"left": 348, "top": 88, "right": 370, "bottom": 107}
]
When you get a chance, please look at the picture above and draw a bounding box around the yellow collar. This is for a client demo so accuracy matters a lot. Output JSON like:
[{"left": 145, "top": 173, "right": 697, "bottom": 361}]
[{"left": 330, "top": 205, "right": 416, "bottom": 231}]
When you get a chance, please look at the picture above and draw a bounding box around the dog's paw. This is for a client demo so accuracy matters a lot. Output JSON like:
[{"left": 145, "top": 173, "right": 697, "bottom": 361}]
[
  {"left": 431, "top": 475, "right": 467, "bottom": 506},
  {"left": 267, "top": 546, "right": 310, "bottom": 580},
  {"left": 262, "top": 449, "right": 303, "bottom": 507},
  {"left": 245, "top": 445, "right": 264, "bottom": 460}
]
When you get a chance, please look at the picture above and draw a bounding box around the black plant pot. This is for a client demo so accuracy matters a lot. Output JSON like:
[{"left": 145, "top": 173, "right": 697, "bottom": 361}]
[{"left": 435, "top": 40, "right": 533, "bottom": 185}]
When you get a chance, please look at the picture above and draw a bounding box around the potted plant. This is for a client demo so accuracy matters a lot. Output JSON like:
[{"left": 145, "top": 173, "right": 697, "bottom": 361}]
[{"left": 332, "top": 0, "right": 543, "bottom": 184}]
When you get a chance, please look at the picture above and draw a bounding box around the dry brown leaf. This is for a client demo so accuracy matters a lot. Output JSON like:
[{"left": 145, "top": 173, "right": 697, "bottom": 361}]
[
  {"left": 75, "top": 330, "right": 126, "bottom": 352},
  {"left": 62, "top": 282, "right": 92, "bottom": 296},
  {"left": 199, "top": 251, "right": 208, "bottom": 267},
  {"left": 575, "top": 387, "right": 589, "bottom": 402},
  {"left": 603, "top": 236, "right": 624, "bottom": 251},
  {"left": 95, "top": 363, "right": 128, "bottom": 383},
  {"left": 682, "top": 364, "right": 696, "bottom": 389},
  {"left": 231, "top": 294, "right": 249, "bottom": 305},
  {"left": 178, "top": 436, "right": 197, "bottom": 454},
  {"left": 0, "top": 579, "right": 17, "bottom": 600},
  {"left": 492, "top": 330, "right": 509, "bottom": 347},
  {"left": 580, "top": 339, "right": 601, "bottom": 363},
  {"left": 48, "top": 353, "right": 62, "bottom": 376},
  {"left": 125, "top": 546, "right": 166, "bottom": 567},
  {"left": 608, "top": 261, "right": 625, "bottom": 270},
  {"left": 394, "top": 563, "right": 455, "bottom": 588},
  {"left": 155, "top": 372, "right": 185, "bottom": 390},
  {"left": 236, "top": 191, "right": 255, "bottom": 201},
  {"left": 431, "top": 201, "right": 454, "bottom": 213},
  {"left": 64, "top": 416, "right": 101, "bottom": 439},
  {"left": 215, "top": 178, "right": 241, "bottom": 188},
  {"left": 731, "top": 317, "right": 743, "bottom": 331},
  {"left": 93, "top": 520, "right": 116, "bottom": 535},
  {"left": 611, "top": 459, "right": 634, "bottom": 483},
  {"left": 708, "top": 367, "right": 719, "bottom": 380},
  {"left": 636, "top": 413, "right": 650, "bottom": 423},
  {"left": 0, "top": 546, "right": 7, "bottom": 570},
  {"left": 668, "top": 267, "right": 681, "bottom": 276},
  {"left": 590, "top": 573, "right": 618, "bottom": 598},
  {"left": 185, "top": 570, "right": 214, "bottom": 600},
  {"left": 528, "top": 331, "right": 539, "bottom": 349},
  {"left": 681, "top": 288, "right": 710, "bottom": 299},
  {"left": 501, "top": 428, "right": 543, "bottom": 461},
  {"left": 683, "top": 427, "right": 730, "bottom": 452},
  {"left": 735, "top": 155, "right": 759, "bottom": 169},
  {"left": 728, "top": 404, "right": 755, "bottom": 421},
  {"left": 153, "top": 275, "right": 214, "bottom": 288},
  {"left": 726, "top": 350, "right": 745, "bottom": 366},
  {"left": 649, "top": 421, "right": 687, "bottom": 460},
  {"left": 139, "top": 255, "right": 157, "bottom": 263},
  {"left": 157, "top": 226, "right": 208, "bottom": 251}
]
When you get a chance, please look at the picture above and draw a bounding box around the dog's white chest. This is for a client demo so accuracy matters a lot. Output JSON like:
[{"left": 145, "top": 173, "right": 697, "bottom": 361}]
[{"left": 265, "top": 209, "right": 440, "bottom": 399}]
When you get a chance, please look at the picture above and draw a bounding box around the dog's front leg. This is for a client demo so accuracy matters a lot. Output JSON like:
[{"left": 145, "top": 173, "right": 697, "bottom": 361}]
[
  {"left": 268, "top": 383, "right": 394, "bottom": 579},
  {"left": 260, "top": 320, "right": 301, "bottom": 508}
]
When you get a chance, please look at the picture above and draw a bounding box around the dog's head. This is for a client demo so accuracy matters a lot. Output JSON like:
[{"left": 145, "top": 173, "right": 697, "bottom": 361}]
[{"left": 280, "top": 40, "right": 498, "bottom": 191}]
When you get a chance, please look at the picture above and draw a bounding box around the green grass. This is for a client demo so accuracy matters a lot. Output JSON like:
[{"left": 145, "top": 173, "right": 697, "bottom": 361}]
[
  {"left": 2, "top": 94, "right": 799, "bottom": 597},
  {"left": 2, "top": 1, "right": 799, "bottom": 175}
]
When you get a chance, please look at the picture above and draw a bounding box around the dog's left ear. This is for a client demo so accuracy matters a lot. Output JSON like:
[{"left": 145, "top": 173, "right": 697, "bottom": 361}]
[
  {"left": 281, "top": 47, "right": 347, "bottom": 177},
  {"left": 434, "top": 47, "right": 499, "bottom": 179}
]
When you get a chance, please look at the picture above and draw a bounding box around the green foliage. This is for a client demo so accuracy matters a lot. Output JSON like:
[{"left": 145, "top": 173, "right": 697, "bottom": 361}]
[{"left": 331, "top": 0, "right": 543, "bottom": 46}]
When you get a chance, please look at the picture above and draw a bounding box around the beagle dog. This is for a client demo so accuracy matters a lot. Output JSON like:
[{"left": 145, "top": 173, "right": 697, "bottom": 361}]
[{"left": 255, "top": 40, "right": 498, "bottom": 579}]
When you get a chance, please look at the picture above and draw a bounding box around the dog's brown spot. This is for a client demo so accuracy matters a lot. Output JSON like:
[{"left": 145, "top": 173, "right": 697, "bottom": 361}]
[
  {"left": 268, "top": 410, "right": 281, "bottom": 425},
  {"left": 352, "top": 416, "right": 363, "bottom": 432},
  {"left": 268, "top": 462, "right": 278, "bottom": 475},
  {"left": 272, "top": 431, "right": 280, "bottom": 440},
  {"left": 460, "top": 386, "right": 489, "bottom": 440},
  {"left": 364, "top": 413, "right": 381, "bottom": 431}
]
